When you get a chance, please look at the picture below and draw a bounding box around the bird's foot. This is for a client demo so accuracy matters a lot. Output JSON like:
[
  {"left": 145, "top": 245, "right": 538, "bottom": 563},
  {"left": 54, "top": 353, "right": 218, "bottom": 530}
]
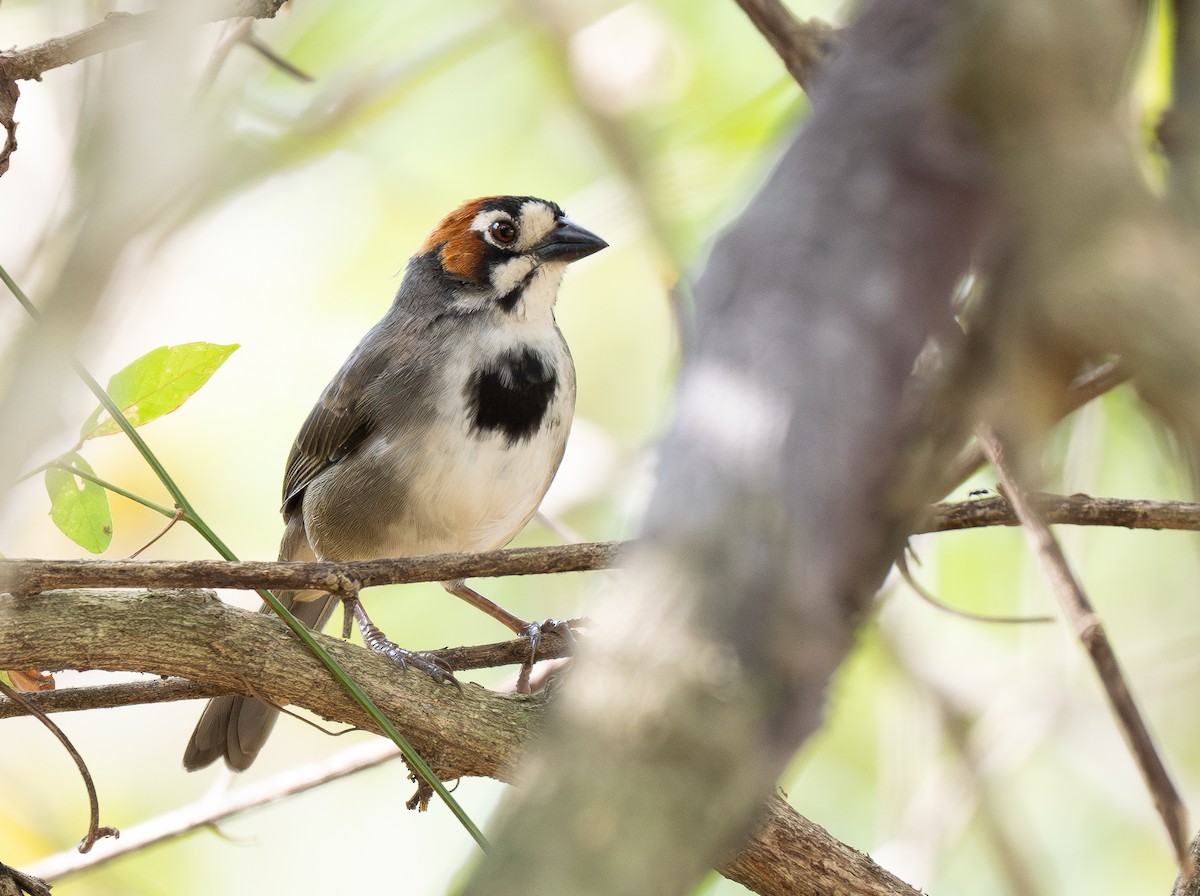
[
  {"left": 371, "top": 636, "right": 462, "bottom": 692},
  {"left": 349, "top": 597, "right": 461, "bottom": 691},
  {"left": 519, "top": 618, "right": 578, "bottom": 665}
]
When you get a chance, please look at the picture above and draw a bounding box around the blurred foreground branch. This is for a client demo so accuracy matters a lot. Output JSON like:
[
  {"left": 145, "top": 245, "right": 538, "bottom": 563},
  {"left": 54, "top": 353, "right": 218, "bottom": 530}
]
[
  {"left": 0, "top": 587, "right": 919, "bottom": 896},
  {"left": 0, "top": 0, "right": 288, "bottom": 82},
  {"left": 460, "top": 0, "right": 991, "bottom": 892}
]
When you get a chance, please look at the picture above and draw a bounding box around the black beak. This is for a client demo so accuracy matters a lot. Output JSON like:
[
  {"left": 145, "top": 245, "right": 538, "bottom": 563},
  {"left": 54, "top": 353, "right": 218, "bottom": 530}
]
[{"left": 536, "top": 217, "right": 608, "bottom": 263}]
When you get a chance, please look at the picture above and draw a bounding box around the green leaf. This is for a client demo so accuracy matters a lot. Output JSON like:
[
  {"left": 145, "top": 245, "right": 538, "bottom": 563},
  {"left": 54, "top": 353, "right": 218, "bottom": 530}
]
[
  {"left": 45, "top": 455, "right": 113, "bottom": 554},
  {"left": 80, "top": 342, "right": 239, "bottom": 440}
]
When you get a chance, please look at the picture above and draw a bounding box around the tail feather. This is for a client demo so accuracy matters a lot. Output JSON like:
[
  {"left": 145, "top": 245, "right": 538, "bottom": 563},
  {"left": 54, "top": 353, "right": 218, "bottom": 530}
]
[{"left": 183, "top": 519, "right": 337, "bottom": 772}]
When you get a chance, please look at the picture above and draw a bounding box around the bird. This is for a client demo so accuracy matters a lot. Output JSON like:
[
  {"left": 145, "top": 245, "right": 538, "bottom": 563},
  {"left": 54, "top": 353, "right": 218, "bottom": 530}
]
[{"left": 183, "top": 195, "right": 607, "bottom": 772}]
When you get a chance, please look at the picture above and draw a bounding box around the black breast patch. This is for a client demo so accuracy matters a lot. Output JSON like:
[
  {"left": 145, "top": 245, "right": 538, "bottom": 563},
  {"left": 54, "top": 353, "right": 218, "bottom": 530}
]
[{"left": 467, "top": 349, "right": 557, "bottom": 444}]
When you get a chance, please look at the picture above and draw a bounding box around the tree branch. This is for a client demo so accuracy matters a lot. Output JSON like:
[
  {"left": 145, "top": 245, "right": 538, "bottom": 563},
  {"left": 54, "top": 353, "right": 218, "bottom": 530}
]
[
  {"left": 0, "top": 0, "right": 289, "bottom": 82},
  {"left": 0, "top": 679, "right": 222, "bottom": 720},
  {"left": 0, "top": 541, "right": 622, "bottom": 595},
  {"left": 731, "top": 0, "right": 842, "bottom": 94},
  {"left": 919, "top": 493, "right": 1200, "bottom": 533},
  {"left": 980, "top": 429, "right": 1191, "bottom": 875},
  {"left": 0, "top": 587, "right": 920, "bottom": 896},
  {"left": 28, "top": 738, "right": 401, "bottom": 882},
  {"left": 5, "top": 496, "right": 1200, "bottom": 596}
]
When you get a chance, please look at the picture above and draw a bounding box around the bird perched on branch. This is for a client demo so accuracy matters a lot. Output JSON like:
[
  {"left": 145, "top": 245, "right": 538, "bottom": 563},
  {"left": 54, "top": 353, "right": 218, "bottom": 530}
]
[{"left": 184, "top": 196, "right": 607, "bottom": 771}]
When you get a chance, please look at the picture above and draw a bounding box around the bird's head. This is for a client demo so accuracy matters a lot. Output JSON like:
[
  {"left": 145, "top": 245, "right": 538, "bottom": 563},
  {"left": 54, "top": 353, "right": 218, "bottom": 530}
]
[{"left": 415, "top": 196, "right": 608, "bottom": 316}]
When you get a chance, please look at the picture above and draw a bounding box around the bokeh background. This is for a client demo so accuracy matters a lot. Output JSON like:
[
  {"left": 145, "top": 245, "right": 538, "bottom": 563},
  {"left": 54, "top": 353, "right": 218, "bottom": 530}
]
[{"left": 0, "top": 1, "right": 1195, "bottom": 894}]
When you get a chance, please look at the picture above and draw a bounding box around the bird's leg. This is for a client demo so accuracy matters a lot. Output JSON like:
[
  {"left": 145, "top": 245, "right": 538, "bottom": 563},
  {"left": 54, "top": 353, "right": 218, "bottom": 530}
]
[
  {"left": 346, "top": 596, "right": 461, "bottom": 690},
  {"left": 441, "top": 579, "right": 575, "bottom": 664}
]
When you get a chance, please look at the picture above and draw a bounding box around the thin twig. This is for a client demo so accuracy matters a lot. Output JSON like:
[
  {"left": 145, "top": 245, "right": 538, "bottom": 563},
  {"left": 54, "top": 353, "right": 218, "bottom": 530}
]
[
  {"left": 242, "top": 31, "right": 313, "bottom": 82},
  {"left": 27, "top": 738, "right": 401, "bottom": 882},
  {"left": 896, "top": 549, "right": 1054, "bottom": 624},
  {"left": 0, "top": 680, "right": 118, "bottom": 854},
  {"left": 0, "top": 679, "right": 220, "bottom": 720},
  {"left": 0, "top": 540, "right": 625, "bottom": 594},
  {"left": 918, "top": 493, "right": 1200, "bottom": 533},
  {"left": 0, "top": 0, "right": 289, "bottom": 82},
  {"left": 884, "top": 634, "right": 1045, "bottom": 896},
  {"left": 979, "top": 427, "right": 1192, "bottom": 875},
  {"left": 128, "top": 508, "right": 185, "bottom": 559},
  {"left": 730, "top": 0, "right": 842, "bottom": 94},
  {"left": 0, "top": 629, "right": 577, "bottom": 721},
  {"left": 196, "top": 16, "right": 254, "bottom": 95},
  {"left": 7, "top": 493, "right": 1200, "bottom": 596}
]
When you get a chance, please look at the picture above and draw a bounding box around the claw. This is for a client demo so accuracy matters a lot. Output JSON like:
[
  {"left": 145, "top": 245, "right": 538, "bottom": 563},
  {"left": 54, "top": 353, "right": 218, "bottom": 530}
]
[
  {"left": 523, "top": 618, "right": 577, "bottom": 665},
  {"left": 370, "top": 636, "right": 462, "bottom": 691},
  {"left": 350, "top": 598, "right": 463, "bottom": 692}
]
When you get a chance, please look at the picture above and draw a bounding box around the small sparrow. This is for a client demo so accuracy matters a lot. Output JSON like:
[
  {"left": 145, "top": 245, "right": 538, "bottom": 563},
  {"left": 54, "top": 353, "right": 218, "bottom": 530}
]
[{"left": 184, "top": 196, "right": 607, "bottom": 771}]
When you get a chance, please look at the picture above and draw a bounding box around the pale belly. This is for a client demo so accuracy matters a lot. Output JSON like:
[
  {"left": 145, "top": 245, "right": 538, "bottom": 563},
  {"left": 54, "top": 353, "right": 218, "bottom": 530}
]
[
  {"left": 301, "top": 404, "right": 571, "bottom": 561},
  {"left": 386, "top": 416, "right": 569, "bottom": 555}
]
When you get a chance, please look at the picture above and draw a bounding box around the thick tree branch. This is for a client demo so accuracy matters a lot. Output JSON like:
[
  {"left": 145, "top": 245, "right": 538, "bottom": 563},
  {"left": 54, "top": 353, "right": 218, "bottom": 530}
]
[
  {"left": 0, "top": 630, "right": 575, "bottom": 723},
  {"left": 0, "top": 0, "right": 289, "bottom": 82},
  {"left": 1, "top": 588, "right": 536, "bottom": 782},
  {"left": 0, "top": 587, "right": 919, "bottom": 896}
]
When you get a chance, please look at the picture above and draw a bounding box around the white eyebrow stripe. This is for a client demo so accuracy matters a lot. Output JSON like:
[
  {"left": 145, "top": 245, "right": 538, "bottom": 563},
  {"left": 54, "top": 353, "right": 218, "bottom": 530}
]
[{"left": 471, "top": 202, "right": 560, "bottom": 252}]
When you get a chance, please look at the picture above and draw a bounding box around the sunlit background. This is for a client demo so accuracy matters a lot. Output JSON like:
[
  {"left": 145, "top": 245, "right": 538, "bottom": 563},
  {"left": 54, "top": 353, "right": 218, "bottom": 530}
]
[{"left": 0, "top": 1, "right": 1195, "bottom": 894}]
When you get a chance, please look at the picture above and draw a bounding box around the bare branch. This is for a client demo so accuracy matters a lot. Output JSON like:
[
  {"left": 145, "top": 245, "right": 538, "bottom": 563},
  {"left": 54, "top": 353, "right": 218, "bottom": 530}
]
[
  {"left": 0, "top": 863, "right": 50, "bottom": 896},
  {"left": 919, "top": 493, "right": 1200, "bottom": 533},
  {"left": 896, "top": 549, "right": 1054, "bottom": 624},
  {"left": 979, "top": 428, "right": 1192, "bottom": 875},
  {"left": 6, "top": 495, "right": 1200, "bottom": 597},
  {"left": 0, "top": 680, "right": 118, "bottom": 854},
  {"left": 0, "top": 679, "right": 222, "bottom": 720},
  {"left": 1175, "top": 829, "right": 1200, "bottom": 895},
  {"left": 0, "top": 629, "right": 576, "bottom": 722},
  {"left": 0, "top": 0, "right": 289, "bottom": 82},
  {"left": 731, "top": 0, "right": 842, "bottom": 94},
  {"left": 0, "top": 587, "right": 921, "bottom": 895},
  {"left": 29, "top": 738, "right": 400, "bottom": 882},
  {"left": 0, "top": 79, "right": 16, "bottom": 177},
  {"left": 0, "top": 541, "right": 624, "bottom": 595}
]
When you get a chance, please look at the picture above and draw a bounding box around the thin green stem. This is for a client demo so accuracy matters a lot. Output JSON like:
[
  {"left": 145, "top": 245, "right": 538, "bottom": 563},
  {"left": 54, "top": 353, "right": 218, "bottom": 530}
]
[
  {"left": 2, "top": 262, "right": 489, "bottom": 851},
  {"left": 51, "top": 462, "right": 177, "bottom": 519}
]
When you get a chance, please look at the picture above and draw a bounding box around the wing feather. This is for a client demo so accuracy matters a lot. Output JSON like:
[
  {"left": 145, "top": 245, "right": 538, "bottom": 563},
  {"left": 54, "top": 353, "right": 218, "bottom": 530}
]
[{"left": 280, "top": 331, "right": 395, "bottom": 516}]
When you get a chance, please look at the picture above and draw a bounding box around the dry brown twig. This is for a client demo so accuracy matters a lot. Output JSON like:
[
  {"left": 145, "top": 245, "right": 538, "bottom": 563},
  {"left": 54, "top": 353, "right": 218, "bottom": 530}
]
[
  {"left": 978, "top": 427, "right": 1192, "bottom": 876},
  {"left": 6, "top": 495, "right": 1200, "bottom": 596},
  {"left": 731, "top": 0, "right": 843, "bottom": 93},
  {"left": 0, "top": 679, "right": 118, "bottom": 855},
  {"left": 0, "top": 0, "right": 289, "bottom": 83}
]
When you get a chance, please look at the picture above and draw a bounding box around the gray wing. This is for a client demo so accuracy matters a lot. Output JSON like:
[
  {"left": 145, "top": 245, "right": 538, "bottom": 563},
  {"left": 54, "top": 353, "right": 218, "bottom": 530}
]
[{"left": 280, "top": 318, "right": 429, "bottom": 517}]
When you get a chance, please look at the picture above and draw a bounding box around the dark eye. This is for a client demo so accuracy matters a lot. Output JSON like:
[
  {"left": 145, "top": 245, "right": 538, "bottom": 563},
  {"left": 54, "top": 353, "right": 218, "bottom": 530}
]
[{"left": 489, "top": 220, "right": 517, "bottom": 245}]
